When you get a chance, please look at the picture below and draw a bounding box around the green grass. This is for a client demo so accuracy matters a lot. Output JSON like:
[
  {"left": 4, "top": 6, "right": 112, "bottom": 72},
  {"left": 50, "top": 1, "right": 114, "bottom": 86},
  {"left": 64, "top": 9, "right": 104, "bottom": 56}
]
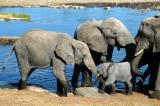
[{"left": 0, "top": 13, "right": 31, "bottom": 21}]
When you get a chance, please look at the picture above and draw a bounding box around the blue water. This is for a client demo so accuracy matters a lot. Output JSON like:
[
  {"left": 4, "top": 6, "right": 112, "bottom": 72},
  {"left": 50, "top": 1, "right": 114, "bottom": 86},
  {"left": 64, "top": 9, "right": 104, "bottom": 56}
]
[{"left": 0, "top": 7, "right": 159, "bottom": 92}]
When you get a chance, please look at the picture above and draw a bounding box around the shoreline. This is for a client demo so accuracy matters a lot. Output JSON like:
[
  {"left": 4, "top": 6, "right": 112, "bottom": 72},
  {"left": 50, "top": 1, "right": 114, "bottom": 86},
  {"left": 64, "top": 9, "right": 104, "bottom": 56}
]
[{"left": 0, "top": 0, "right": 159, "bottom": 9}]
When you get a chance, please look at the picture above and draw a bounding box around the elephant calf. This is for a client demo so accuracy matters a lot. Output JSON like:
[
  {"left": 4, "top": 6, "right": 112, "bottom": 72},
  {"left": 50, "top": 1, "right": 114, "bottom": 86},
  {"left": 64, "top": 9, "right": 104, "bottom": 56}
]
[
  {"left": 97, "top": 62, "right": 132, "bottom": 95},
  {"left": 11, "top": 29, "right": 97, "bottom": 96}
]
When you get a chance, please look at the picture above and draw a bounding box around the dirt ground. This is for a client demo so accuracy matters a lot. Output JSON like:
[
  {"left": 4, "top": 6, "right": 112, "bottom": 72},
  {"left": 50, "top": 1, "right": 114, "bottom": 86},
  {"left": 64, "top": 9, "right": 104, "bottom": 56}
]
[{"left": 0, "top": 88, "right": 160, "bottom": 106}]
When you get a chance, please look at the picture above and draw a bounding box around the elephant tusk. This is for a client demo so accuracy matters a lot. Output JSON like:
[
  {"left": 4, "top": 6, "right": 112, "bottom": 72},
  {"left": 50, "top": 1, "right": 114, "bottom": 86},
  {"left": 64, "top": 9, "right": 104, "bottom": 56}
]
[{"left": 135, "top": 49, "right": 144, "bottom": 56}]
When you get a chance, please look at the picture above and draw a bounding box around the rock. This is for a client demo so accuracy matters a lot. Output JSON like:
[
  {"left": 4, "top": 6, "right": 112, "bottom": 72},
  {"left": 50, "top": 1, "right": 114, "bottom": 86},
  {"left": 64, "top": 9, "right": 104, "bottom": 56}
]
[
  {"left": 0, "top": 37, "right": 18, "bottom": 45},
  {"left": 74, "top": 87, "right": 109, "bottom": 98},
  {"left": 154, "top": 14, "right": 160, "bottom": 18},
  {"left": 0, "top": 83, "right": 59, "bottom": 97}
]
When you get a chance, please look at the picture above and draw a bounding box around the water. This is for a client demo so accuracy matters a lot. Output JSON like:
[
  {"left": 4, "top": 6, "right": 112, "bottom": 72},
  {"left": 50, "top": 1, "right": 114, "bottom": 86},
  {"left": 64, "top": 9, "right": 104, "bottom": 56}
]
[{"left": 0, "top": 7, "right": 159, "bottom": 92}]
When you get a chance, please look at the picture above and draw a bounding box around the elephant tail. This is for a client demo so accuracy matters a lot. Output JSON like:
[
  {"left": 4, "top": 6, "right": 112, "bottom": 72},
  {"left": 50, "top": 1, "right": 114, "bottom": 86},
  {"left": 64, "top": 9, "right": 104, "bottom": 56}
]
[{"left": 2, "top": 47, "right": 15, "bottom": 71}]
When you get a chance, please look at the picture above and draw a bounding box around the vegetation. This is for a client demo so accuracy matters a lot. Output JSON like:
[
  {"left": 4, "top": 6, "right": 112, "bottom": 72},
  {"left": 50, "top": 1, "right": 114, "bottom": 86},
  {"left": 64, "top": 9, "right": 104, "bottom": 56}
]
[{"left": 0, "top": 13, "right": 31, "bottom": 21}]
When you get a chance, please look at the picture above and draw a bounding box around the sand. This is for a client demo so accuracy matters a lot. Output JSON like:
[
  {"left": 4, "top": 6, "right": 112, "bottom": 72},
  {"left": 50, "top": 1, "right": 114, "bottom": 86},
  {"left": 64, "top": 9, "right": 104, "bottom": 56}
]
[
  {"left": 0, "top": 88, "right": 160, "bottom": 106},
  {"left": 0, "top": 0, "right": 160, "bottom": 9}
]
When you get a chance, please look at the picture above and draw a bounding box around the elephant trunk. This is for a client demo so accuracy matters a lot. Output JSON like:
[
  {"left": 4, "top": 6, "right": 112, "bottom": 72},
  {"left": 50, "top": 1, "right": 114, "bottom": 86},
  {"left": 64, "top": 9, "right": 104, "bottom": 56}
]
[
  {"left": 131, "top": 51, "right": 144, "bottom": 75},
  {"left": 84, "top": 58, "right": 97, "bottom": 76},
  {"left": 121, "top": 43, "right": 136, "bottom": 62},
  {"left": 131, "top": 38, "right": 145, "bottom": 75}
]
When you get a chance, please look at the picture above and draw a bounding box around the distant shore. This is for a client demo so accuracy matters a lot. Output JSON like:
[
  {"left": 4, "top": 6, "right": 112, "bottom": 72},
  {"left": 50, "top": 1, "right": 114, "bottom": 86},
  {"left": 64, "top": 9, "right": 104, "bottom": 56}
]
[{"left": 0, "top": 0, "right": 160, "bottom": 9}]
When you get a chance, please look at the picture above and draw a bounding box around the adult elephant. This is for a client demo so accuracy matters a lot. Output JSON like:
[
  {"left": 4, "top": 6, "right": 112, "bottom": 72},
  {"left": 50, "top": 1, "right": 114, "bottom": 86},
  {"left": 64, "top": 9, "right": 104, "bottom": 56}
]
[
  {"left": 12, "top": 29, "right": 97, "bottom": 96},
  {"left": 71, "top": 17, "right": 136, "bottom": 89},
  {"left": 131, "top": 15, "right": 160, "bottom": 99}
]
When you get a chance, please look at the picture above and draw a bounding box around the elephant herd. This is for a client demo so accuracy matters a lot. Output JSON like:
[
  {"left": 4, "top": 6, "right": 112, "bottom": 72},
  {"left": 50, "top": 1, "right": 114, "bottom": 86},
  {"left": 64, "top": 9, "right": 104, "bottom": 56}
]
[{"left": 3, "top": 14, "right": 160, "bottom": 99}]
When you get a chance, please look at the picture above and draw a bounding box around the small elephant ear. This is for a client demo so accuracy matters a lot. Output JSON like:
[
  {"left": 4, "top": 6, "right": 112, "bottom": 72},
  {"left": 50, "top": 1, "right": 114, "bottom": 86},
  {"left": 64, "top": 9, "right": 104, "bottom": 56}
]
[
  {"left": 103, "top": 63, "right": 113, "bottom": 78},
  {"left": 54, "top": 39, "right": 75, "bottom": 65}
]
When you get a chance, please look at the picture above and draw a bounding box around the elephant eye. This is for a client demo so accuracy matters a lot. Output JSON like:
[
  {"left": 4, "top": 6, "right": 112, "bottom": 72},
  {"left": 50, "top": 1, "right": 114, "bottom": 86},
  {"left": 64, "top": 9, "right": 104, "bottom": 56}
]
[{"left": 113, "top": 32, "right": 117, "bottom": 35}]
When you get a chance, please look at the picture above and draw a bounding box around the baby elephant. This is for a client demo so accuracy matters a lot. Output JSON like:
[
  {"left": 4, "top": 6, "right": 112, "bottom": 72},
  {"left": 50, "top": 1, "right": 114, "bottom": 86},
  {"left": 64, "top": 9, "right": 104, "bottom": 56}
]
[{"left": 97, "top": 62, "right": 132, "bottom": 95}]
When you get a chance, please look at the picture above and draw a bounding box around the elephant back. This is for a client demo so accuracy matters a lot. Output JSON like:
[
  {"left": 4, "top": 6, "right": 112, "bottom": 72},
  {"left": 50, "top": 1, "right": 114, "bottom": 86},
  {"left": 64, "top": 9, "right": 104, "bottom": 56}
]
[{"left": 75, "top": 20, "right": 107, "bottom": 53}]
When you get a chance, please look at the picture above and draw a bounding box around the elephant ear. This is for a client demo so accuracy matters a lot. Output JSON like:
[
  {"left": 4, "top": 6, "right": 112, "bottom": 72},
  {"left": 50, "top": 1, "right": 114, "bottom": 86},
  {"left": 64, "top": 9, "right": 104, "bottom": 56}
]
[
  {"left": 76, "top": 20, "right": 108, "bottom": 53},
  {"left": 71, "top": 40, "right": 84, "bottom": 64},
  {"left": 54, "top": 39, "right": 75, "bottom": 65},
  {"left": 103, "top": 63, "right": 113, "bottom": 78},
  {"left": 153, "top": 29, "right": 160, "bottom": 52}
]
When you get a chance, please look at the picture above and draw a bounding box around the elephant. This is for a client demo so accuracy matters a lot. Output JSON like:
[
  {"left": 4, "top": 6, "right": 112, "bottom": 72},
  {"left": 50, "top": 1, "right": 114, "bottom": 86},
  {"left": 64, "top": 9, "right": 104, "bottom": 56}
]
[
  {"left": 71, "top": 17, "right": 135, "bottom": 89},
  {"left": 131, "top": 14, "right": 160, "bottom": 99},
  {"left": 12, "top": 29, "right": 97, "bottom": 96},
  {"left": 97, "top": 62, "right": 132, "bottom": 95}
]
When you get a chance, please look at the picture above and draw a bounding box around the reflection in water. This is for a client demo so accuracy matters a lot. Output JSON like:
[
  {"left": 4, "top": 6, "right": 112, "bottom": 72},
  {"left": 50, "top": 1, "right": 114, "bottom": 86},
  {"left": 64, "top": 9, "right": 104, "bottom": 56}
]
[{"left": 0, "top": 7, "right": 159, "bottom": 92}]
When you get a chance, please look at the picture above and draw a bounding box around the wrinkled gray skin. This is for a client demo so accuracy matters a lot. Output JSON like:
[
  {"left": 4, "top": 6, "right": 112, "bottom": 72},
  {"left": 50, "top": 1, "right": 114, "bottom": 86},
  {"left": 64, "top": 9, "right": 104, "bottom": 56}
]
[
  {"left": 14, "top": 30, "right": 97, "bottom": 96},
  {"left": 72, "top": 17, "right": 135, "bottom": 89},
  {"left": 131, "top": 14, "right": 160, "bottom": 99},
  {"left": 97, "top": 62, "right": 132, "bottom": 95}
]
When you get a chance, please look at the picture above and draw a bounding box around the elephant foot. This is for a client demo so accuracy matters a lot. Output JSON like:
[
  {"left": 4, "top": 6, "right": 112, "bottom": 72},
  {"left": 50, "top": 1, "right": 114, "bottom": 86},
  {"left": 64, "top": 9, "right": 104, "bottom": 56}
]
[
  {"left": 149, "top": 90, "right": 160, "bottom": 99},
  {"left": 110, "top": 85, "right": 116, "bottom": 95},
  {"left": 126, "top": 91, "right": 133, "bottom": 95},
  {"left": 81, "top": 80, "right": 92, "bottom": 87},
  {"left": 136, "top": 80, "right": 144, "bottom": 90},
  {"left": 56, "top": 91, "right": 67, "bottom": 97},
  {"left": 110, "top": 91, "right": 116, "bottom": 95},
  {"left": 71, "top": 81, "right": 78, "bottom": 91},
  {"left": 109, "top": 89, "right": 116, "bottom": 95},
  {"left": 126, "top": 87, "right": 133, "bottom": 95},
  {"left": 18, "top": 80, "right": 27, "bottom": 90},
  {"left": 147, "top": 84, "right": 155, "bottom": 91},
  {"left": 98, "top": 89, "right": 105, "bottom": 94}
]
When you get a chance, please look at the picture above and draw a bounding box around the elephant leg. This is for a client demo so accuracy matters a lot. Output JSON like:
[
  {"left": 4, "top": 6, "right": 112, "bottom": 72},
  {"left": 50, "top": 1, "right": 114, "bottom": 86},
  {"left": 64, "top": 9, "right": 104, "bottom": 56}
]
[
  {"left": 53, "top": 58, "right": 68, "bottom": 96},
  {"left": 98, "top": 82, "right": 105, "bottom": 94},
  {"left": 15, "top": 51, "right": 31, "bottom": 90},
  {"left": 106, "top": 45, "right": 113, "bottom": 62},
  {"left": 125, "top": 81, "right": 133, "bottom": 95},
  {"left": 56, "top": 78, "right": 63, "bottom": 95},
  {"left": 54, "top": 68, "right": 68, "bottom": 96},
  {"left": 136, "top": 66, "right": 151, "bottom": 90},
  {"left": 121, "top": 43, "right": 136, "bottom": 62},
  {"left": 110, "top": 84, "right": 116, "bottom": 94},
  {"left": 71, "top": 64, "right": 81, "bottom": 90},
  {"left": 19, "top": 68, "right": 35, "bottom": 90},
  {"left": 104, "top": 77, "right": 115, "bottom": 94},
  {"left": 19, "top": 70, "right": 29, "bottom": 90},
  {"left": 81, "top": 66, "right": 92, "bottom": 87},
  {"left": 148, "top": 64, "right": 158, "bottom": 91},
  {"left": 98, "top": 82, "right": 104, "bottom": 92},
  {"left": 150, "top": 56, "right": 160, "bottom": 99},
  {"left": 131, "top": 75, "right": 137, "bottom": 91}
]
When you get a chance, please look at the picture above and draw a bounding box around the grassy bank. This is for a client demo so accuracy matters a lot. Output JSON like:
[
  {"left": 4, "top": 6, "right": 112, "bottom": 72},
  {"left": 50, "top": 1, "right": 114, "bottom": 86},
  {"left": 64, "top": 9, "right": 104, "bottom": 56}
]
[{"left": 0, "top": 13, "right": 31, "bottom": 21}]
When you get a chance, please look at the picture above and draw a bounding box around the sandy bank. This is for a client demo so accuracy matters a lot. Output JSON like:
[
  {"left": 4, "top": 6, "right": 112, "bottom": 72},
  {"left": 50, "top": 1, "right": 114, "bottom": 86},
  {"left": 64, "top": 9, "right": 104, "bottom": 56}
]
[
  {"left": 0, "top": 0, "right": 160, "bottom": 9},
  {"left": 0, "top": 88, "right": 160, "bottom": 106}
]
